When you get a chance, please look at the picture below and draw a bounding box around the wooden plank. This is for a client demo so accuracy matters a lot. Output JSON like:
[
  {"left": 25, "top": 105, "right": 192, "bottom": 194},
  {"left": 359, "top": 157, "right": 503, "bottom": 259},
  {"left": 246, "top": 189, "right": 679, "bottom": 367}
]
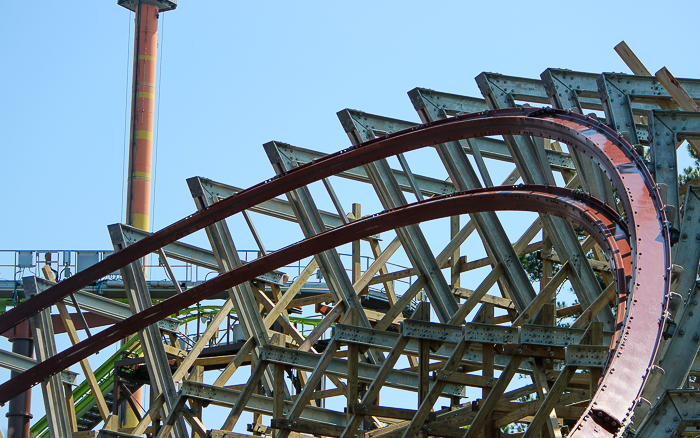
[
  {"left": 210, "top": 432, "right": 259, "bottom": 438},
  {"left": 452, "top": 288, "right": 514, "bottom": 310},
  {"left": 264, "top": 258, "right": 319, "bottom": 326},
  {"left": 287, "top": 293, "right": 333, "bottom": 308},
  {"left": 449, "top": 264, "right": 504, "bottom": 325},
  {"left": 614, "top": 41, "right": 651, "bottom": 76},
  {"left": 71, "top": 432, "right": 97, "bottom": 438},
  {"left": 348, "top": 404, "right": 436, "bottom": 422},
  {"left": 247, "top": 424, "right": 314, "bottom": 438},
  {"left": 656, "top": 67, "right": 700, "bottom": 110},
  {"left": 512, "top": 262, "right": 570, "bottom": 327},
  {"left": 291, "top": 387, "right": 345, "bottom": 401},
  {"left": 352, "top": 203, "right": 362, "bottom": 283},
  {"left": 64, "top": 383, "right": 78, "bottom": 432},
  {"left": 434, "top": 371, "right": 491, "bottom": 388},
  {"left": 652, "top": 66, "right": 700, "bottom": 155},
  {"left": 274, "top": 418, "right": 362, "bottom": 438},
  {"left": 521, "top": 366, "right": 578, "bottom": 438}
]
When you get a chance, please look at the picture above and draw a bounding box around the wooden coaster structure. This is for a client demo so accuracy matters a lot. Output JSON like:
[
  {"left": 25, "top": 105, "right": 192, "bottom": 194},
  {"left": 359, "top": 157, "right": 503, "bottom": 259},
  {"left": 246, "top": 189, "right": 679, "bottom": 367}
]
[{"left": 4, "top": 42, "right": 700, "bottom": 438}]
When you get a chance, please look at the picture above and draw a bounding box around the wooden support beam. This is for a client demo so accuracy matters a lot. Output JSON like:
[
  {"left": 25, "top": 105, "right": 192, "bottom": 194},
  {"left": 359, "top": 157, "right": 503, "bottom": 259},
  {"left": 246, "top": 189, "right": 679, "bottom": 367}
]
[
  {"left": 571, "top": 282, "right": 615, "bottom": 329},
  {"left": 449, "top": 264, "right": 504, "bottom": 325},
  {"left": 287, "top": 293, "right": 334, "bottom": 308},
  {"left": 274, "top": 418, "right": 359, "bottom": 438},
  {"left": 512, "top": 262, "right": 570, "bottom": 327},
  {"left": 347, "top": 404, "right": 436, "bottom": 422},
  {"left": 277, "top": 339, "right": 341, "bottom": 438},
  {"left": 614, "top": 41, "right": 651, "bottom": 76},
  {"left": 352, "top": 203, "right": 362, "bottom": 284},
  {"left": 655, "top": 67, "right": 700, "bottom": 153},
  {"left": 464, "top": 356, "right": 524, "bottom": 438},
  {"left": 264, "top": 259, "right": 319, "bottom": 327},
  {"left": 531, "top": 358, "right": 563, "bottom": 438},
  {"left": 41, "top": 266, "right": 111, "bottom": 422},
  {"left": 133, "top": 297, "right": 239, "bottom": 436},
  {"left": 221, "top": 359, "right": 269, "bottom": 431},
  {"left": 481, "top": 304, "right": 495, "bottom": 438},
  {"left": 540, "top": 251, "right": 610, "bottom": 272},
  {"left": 401, "top": 339, "right": 470, "bottom": 438},
  {"left": 342, "top": 336, "right": 410, "bottom": 438},
  {"left": 521, "top": 366, "right": 578, "bottom": 438},
  {"left": 248, "top": 424, "right": 314, "bottom": 438},
  {"left": 64, "top": 382, "right": 78, "bottom": 433},
  {"left": 452, "top": 288, "right": 514, "bottom": 310},
  {"left": 368, "top": 238, "right": 401, "bottom": 306}
]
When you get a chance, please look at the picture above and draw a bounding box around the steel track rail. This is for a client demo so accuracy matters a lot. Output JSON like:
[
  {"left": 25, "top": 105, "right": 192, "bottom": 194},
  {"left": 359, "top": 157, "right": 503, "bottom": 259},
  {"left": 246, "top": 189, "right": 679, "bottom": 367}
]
[
  {"left": 0, "top": 186, "right": 625, "bottom": 395},
  {"left": 0, "top": 108, "right": 669, "bottom": 437}
]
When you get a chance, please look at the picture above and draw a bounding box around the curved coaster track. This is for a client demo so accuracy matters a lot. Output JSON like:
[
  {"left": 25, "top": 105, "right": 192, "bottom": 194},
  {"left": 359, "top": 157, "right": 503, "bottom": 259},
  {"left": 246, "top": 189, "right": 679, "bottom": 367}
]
[{"left": 6, "top": 70, "right": 700, "bottom": 438}]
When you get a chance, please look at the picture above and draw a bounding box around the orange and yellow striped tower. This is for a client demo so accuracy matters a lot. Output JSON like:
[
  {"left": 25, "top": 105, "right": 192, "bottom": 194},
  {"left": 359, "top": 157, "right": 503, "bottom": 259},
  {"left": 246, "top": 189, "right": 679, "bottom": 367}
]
[{"left": 125, "top": 1, "right": 160, "bottom": 232}]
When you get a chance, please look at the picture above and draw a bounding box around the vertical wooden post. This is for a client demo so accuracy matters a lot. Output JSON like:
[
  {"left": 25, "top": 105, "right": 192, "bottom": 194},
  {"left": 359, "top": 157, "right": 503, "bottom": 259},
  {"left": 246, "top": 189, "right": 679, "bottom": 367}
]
[
  {"left": 63, "top": 383, "right": 78, "bottom": 433},
  {"left": 352, "top": 203, "right": 362, "bottom": 284},
  {"left": 190, "top": 366, "right": 205, "bottom": 438},
  {"left": 541, "top": 231, "right": 553, "bottom": 292},
  {"left": 451, "top": 215, "right": 460, "bottom": 289},
  {"left": 273, "top": 334, "right": 286, "bottom": 438}
]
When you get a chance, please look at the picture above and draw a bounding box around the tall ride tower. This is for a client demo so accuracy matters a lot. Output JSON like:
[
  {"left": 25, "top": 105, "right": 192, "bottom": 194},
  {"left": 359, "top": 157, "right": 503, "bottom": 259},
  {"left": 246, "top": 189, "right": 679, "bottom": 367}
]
[{"left": 119, "top": 0, "right": 176, "bottom": 232}]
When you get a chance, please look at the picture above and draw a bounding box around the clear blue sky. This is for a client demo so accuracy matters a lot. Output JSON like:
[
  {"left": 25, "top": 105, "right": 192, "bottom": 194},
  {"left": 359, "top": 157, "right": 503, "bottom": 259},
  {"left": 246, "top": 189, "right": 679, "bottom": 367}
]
[
  {"left": 1, "top": 0, "right": 700, "bottom": 434},
  {"left": 2, "top": 1, "right": 699, "bottom": 251}
]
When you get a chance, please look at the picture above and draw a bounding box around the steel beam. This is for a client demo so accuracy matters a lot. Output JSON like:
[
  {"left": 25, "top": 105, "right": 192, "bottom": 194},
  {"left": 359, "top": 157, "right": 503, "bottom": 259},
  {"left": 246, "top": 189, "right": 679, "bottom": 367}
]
[
  {"left": 0, "top": 348, "right": 77, "bottom": 384},
  {"left": 120, "top": 223, "right": 285, "bottom": 284},
  {"left": 338, "top": 109, "right": 459, "bottom": 322},
  {"left": 635, "top": 390, "right": 700, "bottom": 438},
  {"left": 180, "top": 380, "right": 348, "bottom": 427},
  {"left": 652, "top": 280, "right": 700, "bottom": 404},
  {"left": 21, "top": 277, "right": 73, "bottom": 438},
  {"left": 31, "top": 276, "right": 179, "bottom": 332},
  {"left": 270, "top": 141, "right": 456, "bottom": 197},
  {"left": 597, "top": 72, "right": 700, "bottom": 145},
  {"left": 0, "top": 109, "right": 599, "bottom": 335},
  {"left": 649, "top": 110, "right": 700, "bottom": 228},
  {"left": 673, "top": 186, "right": 700, "bottom": 302},
  {"left": 191, "top": 177, "right": 380, "bottom": 240},
  {"left": 540, "top": 68, "right": 651, "bottom": 142},
  {"left": 476, "top": 74, "right": 614, "bottom": 329},
  {"left": 109, "top": 225, "right": 188, "bottom": 438},
  {"left": 187, "top": 176, "right": 278, "bottom": 392},
  {"left": 408, "top": 88, "right": 538, "bottom": 312},
  {"left": 263, "top": 141, "right": 384, "bottom": 364},
  {"left": 259, "top": 343, "right": 461, "bottom": 397},
  {"left": 540, "top": 69, "right": 617, "bottom": 206}
]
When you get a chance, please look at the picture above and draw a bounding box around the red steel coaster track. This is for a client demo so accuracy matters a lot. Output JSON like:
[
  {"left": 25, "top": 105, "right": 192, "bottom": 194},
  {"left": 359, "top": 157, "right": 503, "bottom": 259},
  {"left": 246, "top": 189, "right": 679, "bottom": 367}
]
[{"left": 0, "top": 108, "right": 670, "bottom": 437}]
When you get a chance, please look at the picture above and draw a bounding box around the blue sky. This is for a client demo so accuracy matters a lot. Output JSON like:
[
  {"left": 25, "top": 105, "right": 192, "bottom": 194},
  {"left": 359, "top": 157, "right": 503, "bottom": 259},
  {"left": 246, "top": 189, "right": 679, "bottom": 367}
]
[
  {"left": 2, "top": 1, "right": 699, "bottom": 251},
  {"left": 2, "top": 0, "right": 700, "bottom": 434}
]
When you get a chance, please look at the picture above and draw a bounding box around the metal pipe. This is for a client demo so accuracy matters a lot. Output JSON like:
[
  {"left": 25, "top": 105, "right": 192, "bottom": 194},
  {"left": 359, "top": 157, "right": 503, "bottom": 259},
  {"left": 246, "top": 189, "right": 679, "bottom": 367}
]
[{"left": 6, "top": 321, "right": 33, "bottom": 438}]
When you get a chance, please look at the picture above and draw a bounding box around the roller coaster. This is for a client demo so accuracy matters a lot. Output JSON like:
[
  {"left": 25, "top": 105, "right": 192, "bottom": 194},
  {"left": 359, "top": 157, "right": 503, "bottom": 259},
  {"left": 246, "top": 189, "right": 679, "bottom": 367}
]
[{"left": 3, "top": 9, "right": 700, "bottom": 437}]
